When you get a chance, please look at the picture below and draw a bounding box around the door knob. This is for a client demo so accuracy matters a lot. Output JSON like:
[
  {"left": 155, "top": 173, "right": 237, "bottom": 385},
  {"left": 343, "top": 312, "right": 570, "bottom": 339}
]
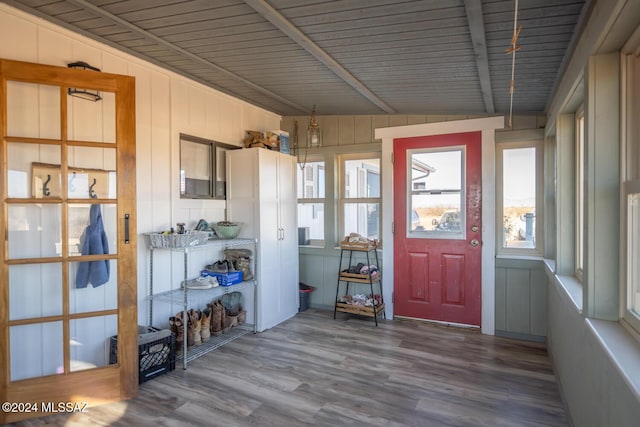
[{"left": 470, "top": 239, "right": 480, "bottom": 247}]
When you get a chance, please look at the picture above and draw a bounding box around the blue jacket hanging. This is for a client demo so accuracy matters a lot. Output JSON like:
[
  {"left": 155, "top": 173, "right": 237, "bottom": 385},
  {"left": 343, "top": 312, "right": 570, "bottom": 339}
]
[{"left": 76, "top": 204, "right": 110, "bottom": 288}]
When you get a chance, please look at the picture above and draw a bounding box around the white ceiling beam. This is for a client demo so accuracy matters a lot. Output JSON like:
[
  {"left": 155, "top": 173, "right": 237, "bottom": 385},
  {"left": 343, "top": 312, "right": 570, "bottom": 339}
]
[
  {"left": 464, "top": 0, "right": 495, "bottom": 115},
  {"left": 244, "top": 0, "right": 396, "bottom": 114}
]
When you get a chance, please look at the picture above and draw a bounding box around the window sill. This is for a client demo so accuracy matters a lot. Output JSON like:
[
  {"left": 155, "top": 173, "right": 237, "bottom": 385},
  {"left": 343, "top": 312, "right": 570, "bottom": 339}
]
[
  {"left": 587, "top": 318, "right": 640, "bottom": 402},
  {"left": 544, "top": 260, "right": 583, "bottom": 313},
  {"left": 496, "top": 254, "right": 544, "bottom": 261}
]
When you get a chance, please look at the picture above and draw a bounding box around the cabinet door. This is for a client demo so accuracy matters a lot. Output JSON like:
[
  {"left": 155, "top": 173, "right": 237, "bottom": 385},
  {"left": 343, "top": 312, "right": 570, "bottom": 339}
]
[
  {"left": 277, "top": 153, "right": 300, "bottom": 317},
  {"left": 0, "top": 59, "right": 137, "bottom": 423}
]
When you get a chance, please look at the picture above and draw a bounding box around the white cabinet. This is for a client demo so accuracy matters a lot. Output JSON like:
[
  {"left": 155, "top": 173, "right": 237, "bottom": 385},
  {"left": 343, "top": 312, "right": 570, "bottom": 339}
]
[{"left": 227, "top": 148, "right": 299, "bottom": 332}]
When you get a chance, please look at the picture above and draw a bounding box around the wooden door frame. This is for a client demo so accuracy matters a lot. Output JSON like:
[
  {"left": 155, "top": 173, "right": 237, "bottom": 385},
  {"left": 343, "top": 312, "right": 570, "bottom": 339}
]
[
  {"left": 375, "top": 116, "right": 504, "bottom": 335},
  {"left": 0, "top": 58, "right": 137, "bottom": 423}
]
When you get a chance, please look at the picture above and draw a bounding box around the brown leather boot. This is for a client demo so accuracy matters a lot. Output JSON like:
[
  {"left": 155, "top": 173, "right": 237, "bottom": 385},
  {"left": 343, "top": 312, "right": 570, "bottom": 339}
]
[
  {"left": 209, "top": 301, "right": 223, "bottom": 336},
  {"left": 176, "top": 310, "right": 194, "bottom": 348},
  {"left": 189, "top": 309, "right": 202, "bottom": 346},
  {"left": 169, "top": 316, "right": 183, "bottom": 355},
  {"left": 200, "top": 307, "right": 211, "bottom": 342}
]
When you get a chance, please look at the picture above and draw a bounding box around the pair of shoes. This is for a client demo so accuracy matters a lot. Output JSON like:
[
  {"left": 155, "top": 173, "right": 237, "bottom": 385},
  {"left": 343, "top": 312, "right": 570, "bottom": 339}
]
[
  {"left": 175, "top": 310, "right": 194, "bottom": 348},
  {"left": 206, "top": 260, "right": 235, "bottom": 273},
  {"left": 182, "top": 276, "right": 218, "bottom": 289},
  {"left": 207, "top": 300, "right": 225, "bottom": 336}
]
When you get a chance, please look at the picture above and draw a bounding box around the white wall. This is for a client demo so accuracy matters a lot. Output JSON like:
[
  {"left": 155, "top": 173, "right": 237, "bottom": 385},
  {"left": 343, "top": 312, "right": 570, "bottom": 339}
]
[{"left": 0, "top": 4, "right": 281, "bottom": 326}]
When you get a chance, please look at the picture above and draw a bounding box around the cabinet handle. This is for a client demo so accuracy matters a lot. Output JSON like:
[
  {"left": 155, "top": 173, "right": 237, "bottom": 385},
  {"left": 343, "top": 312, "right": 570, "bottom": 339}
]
[{"left": 124, "top": 214, "right": 130, "bottom": 244}]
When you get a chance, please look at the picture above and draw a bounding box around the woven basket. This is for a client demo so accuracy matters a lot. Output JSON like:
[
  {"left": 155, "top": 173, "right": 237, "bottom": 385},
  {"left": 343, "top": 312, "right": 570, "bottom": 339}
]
[{"left": 146, "top": 231, "right": 209, "bottom": 248}]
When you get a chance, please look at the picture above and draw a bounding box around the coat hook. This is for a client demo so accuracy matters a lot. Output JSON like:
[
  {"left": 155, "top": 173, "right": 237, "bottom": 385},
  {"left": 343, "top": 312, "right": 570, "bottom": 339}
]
[
  {"left": 89, "top": 178, "right": 97, "bottom": 198},
  {"left": 43, "top": 174, "right": 51, "bottom": 196}
]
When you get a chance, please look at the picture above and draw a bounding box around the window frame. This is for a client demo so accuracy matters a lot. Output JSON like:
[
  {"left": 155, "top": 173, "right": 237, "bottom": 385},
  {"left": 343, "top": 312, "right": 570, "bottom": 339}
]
[
  {"left": 496, "top": 139, "right": 544, "bottom": 256},
  {"left": 621, "top": 46, "right": 640, "bottom": 335},
  {"left": 575, "top": 108, "right": 585, "bottom": 282},
  {"left": 338, "top": 152, "right": 382, "bottom": 245},
  {"left": 296, "top": 156, "right": 326, "bottom": 248}
]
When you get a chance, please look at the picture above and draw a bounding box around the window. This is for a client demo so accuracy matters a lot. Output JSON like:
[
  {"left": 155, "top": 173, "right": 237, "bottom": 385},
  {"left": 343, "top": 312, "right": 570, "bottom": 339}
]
[
  {"left": 408, "top": 147, "right": 464, "bottom": 239},
  {"left": 179, "top": 134, "right": 235, "bottom": 199},
  {"left": 576, "top": 110, "right": 585, "bottom": 280},
  {"left": 626, "top": 184, "right": 640, "bottom": 329},
  {"left": 622, "top": 48, "right": 640, "bottom": 333},
  {"left": 339, "top": 154, "right": 381, "bottom": 242},
  {"left": 497, "top": 140, "right": 543, "bottom": 255},
  {"left": 297, "top": 160, "right": 325, "bottom": 247}
]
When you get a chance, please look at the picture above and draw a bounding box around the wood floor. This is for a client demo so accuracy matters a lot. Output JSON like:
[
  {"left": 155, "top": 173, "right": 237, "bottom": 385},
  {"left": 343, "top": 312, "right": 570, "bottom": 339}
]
[{"left": 10, "top": 309, "right": 568, "bottom": 427}]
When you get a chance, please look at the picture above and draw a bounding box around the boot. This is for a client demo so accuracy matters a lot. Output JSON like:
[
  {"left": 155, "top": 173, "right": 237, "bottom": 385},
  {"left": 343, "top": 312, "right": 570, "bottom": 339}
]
[
  {"left": 189, "top": 309, "right": 202, "bottom": 346},
  {"left": 217, "top": 300, "right": 229, "bottom": 333},
  {"left": 176, "top": 310, "right": 194, "bottom": 348},
  {"left": 235, "top": 257, "right": 253, "bottom": 281},
  {"left": 209, "top": 302, "right": 223, "bottom": 336},
  {"left": 169, "top": 316, "right": 183, "bottom": 355},
  {"left": 200, "top": 307, "right": 211, "bottom": 342}
]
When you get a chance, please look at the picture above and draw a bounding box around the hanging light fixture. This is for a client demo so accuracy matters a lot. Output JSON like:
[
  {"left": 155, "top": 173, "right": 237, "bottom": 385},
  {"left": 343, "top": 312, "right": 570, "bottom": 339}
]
[
  {"left": 67, "top": 61, "right": 102, "bottom": 102},
  {"left": 306, "top": 105, "right": 322, "bottom": 148}
]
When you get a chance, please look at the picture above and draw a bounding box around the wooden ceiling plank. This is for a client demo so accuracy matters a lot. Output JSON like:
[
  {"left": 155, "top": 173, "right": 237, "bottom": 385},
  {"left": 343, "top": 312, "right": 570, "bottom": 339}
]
[
  {"left": 464, "top": 0, "right": 495, "bottom": 115},
  {"left": 243, "top": 0, "right": 396, "bottom": 114}
]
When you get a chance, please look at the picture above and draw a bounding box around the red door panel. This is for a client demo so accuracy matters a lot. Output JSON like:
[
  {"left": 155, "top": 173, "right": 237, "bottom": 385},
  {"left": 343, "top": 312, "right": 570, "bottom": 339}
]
[{"left": 394, "top": 131, "right": 482, "bottom": 326}]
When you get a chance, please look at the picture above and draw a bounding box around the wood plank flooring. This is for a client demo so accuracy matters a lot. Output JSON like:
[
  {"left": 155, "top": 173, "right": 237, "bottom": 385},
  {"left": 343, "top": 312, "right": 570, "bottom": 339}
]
[{"left": 9, "top": 309, "right": 568, "bottom": 426}]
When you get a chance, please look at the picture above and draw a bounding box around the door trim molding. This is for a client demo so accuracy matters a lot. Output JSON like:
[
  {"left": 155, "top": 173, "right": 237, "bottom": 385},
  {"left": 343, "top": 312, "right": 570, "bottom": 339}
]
[{"left": 376, "top": 116, "right": 504, "bottom": 335}]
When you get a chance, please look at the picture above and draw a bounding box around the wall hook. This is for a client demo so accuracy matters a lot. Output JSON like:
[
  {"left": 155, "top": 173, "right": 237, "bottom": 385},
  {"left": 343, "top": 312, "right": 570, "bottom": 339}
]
[
  {"left": 89, "top": 178, "right": 97, "bottom": 198},
  {"left": 43, "top": 174, "right": 51, "bottom": 196}
]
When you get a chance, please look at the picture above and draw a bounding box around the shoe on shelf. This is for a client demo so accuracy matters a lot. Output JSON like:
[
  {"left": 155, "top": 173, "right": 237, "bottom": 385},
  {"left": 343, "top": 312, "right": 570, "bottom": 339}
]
[
  {"left": 189, "top": 309, "right": 202, "bottom": 346},
  {"left": 182, "top": 276, "right": 217, "bottom": 290}
]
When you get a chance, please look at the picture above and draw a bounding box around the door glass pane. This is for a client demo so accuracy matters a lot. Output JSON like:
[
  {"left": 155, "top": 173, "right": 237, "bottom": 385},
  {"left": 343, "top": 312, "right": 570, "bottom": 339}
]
[
  {"left": 408, "top": 148, "right": 464, "bottom": 238},
  {"left": 70, "top": 315, "right": 118, "bottom": 371},
  {"left": 344, "top": 159, "right": 380, "bottom": 198},
  {"left": 10, "top": 321, "right": 63, "bottom": 381},
  {"left": 67, "top": 91, "right": 116, "bottom": 143},
  {"left": 502, "top": 147, "right": 536, "bottom": 248},
  {"left": 7, "top": 142, "right": 61, "bottom": 198},
  {"left": 68, "top": 146, "right": 117, "bottom": 199},
  {"left": 344, "top": 203, "right": 379, "bottom": 240},
  {"left": 9, "top": 263, "right": 62, "bottom": 320},
  {"left": 6, "top": 81, "right": 61, "bottom": 139},
  {"left": 8, "top": 204, "right": 62, "bottom": 259},
  {"left": 69, "top": 203, "right": 117, "bottom": 257},
  {"left": 69, "top": 261, "right": 118, "bottom": 312}
]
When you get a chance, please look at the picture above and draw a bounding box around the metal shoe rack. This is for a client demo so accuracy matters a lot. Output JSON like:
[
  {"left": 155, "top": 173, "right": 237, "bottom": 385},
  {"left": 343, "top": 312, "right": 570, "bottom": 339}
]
[
  {"left": 147, "top": 238, "right": 257, "bottom": 369},
  {"left": 333, "top": 242, "right": 385, "bottom": 326}
]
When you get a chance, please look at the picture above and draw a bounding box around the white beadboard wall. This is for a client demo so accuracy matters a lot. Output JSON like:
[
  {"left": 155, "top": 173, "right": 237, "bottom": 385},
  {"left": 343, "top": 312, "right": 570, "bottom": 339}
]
[{"left": 0, "top": 4, "right": 281, "bottom": 326}]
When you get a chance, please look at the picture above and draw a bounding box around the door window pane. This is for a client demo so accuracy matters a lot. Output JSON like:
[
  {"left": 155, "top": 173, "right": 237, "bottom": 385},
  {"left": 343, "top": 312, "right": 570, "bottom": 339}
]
[
  {"left": 70, "top": 315, "right": 118, "bottom": 371},
  {"left": 9, "top": 263, "right": 63, "bottom": 320},
  {"left": 68, "top": 146, "right": 117, "bottom": 199},
  {"left": 8, "top": 204, "right": 62, "bottom": 259},
  {"left": 409, "top": 148, "right": 464, "bottom": 238},
  {"left": 502, "top": 147, "right": 536, "bottom": 248},
  {"left": 6, "top": 81, "right": 61, "bottom": 139},
  {"left": 69, "top": 261, "right": 118, "bottom": 312},
  {"left": 67, "top": 90, "right": 116, "bottom": 143},
  {"left": 10, "top": 322, "right": 63, "bottom": 381},
  {"left": 68, "top": 203, "right": 117, "bottom": 257},
  {"left": 7, "top": 142, "right": 61, "bottom": 198}
]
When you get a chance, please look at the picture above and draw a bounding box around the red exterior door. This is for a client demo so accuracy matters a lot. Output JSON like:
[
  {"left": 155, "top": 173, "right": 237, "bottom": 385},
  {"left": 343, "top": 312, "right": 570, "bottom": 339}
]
[{"left": 393, "top": 131, "right": 482, "bottom": 326}]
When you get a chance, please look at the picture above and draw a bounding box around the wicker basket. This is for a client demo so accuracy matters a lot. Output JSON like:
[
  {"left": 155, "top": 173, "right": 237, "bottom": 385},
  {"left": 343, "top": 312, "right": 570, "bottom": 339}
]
[{"left": 146, "top": 231, "right": 209, "bottom": 248}]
